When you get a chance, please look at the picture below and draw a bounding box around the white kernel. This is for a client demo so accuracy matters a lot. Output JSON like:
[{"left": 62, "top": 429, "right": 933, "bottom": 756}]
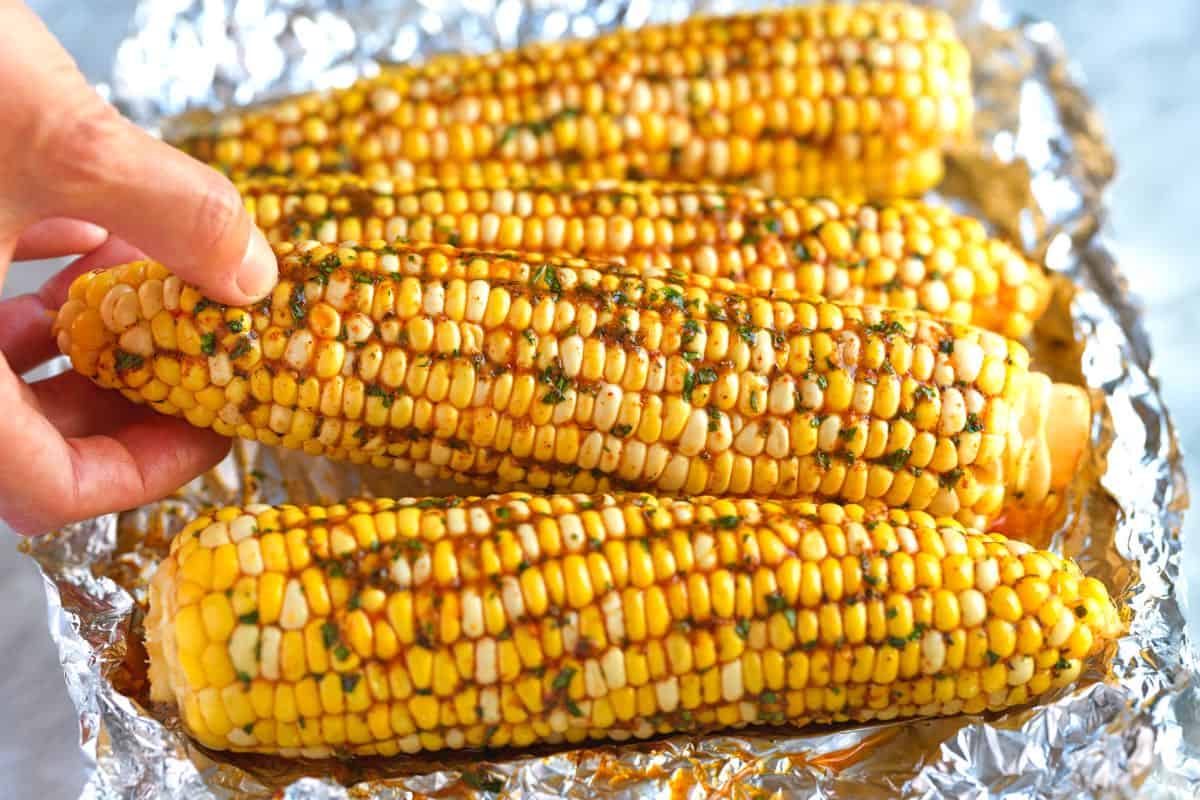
[
  {"left": 500, "top": 576, "right": 526, "bottom": 620},
  {"left": 959, "top": 589, "right": 987, "bottom": 627},
  {"left": 237, "top": 539, "right": 264, "bottom": 575},
  {"left": 600, "top": 506, "right": 626, "bottom": 537},
  {"left": 584, "top": 659, "right": 607, "bottom": 698},
  {"left": 279, "top": 578, "right": 308, "bottom": 630},
  {"left": 472, "top": 642, "right": 496, "bottom": 686},
  {"left": 411, "top": 552, "right": 432, "bottom": 585},
  {"left": 199, "top": 522, "right": 231, "bottom": 548},
  {"left": 975, "top": 558, "right": 1000, "bottom": 592},
  {"left": 1046, "top": 609, "right": 1076, "bottom": 647},
  {"left": 940, "top": 527, "right": 968, "bottom": 555},
  {"left": 229, "top": 625, "right": 260, "bottom": 675},
  {"left": 721, "top": 659, "right": 744, "bottom": 702},
  {"left": 655, "top": 677, "right": 680, "bottom": 712},
  {"left": 284, "top": 329, "right": 315, "bottom": 370},
  {"left": 602, "top": 592, "right": 626, "bottom": 643},
  {"left": 1007, "top": 655, "right": 1034, "bottom": 685},
  {"left": 229, "top": 514, "right": 258, "bottom": 542},
  {"left": 162, "top": 276, "right": 183, "bottom": 311},
  {"left": 259, "top": 627, "right": 281, "bottom": 680},
  {"left": 678, "top": 409, "right": 709, "bottom": 457},
  {"left": 461, "top": 588, "right": 484, "bottom": 638},
  {"left": 208, "top": 352, "right": 233, "bottom": 386},
  {"left": 138, "top": 280, "right": 164, "bottom": 319}
]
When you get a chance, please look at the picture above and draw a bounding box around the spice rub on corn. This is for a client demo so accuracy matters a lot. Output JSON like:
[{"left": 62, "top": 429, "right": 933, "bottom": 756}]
[
  {"left": 146, "top": 494, "right": 1121, "bottom": 757},
  {"left": 55, "top": 240, "right": 1086, "bottom": 527},
  {"left": 178, "top": 3, "right": 973, "bottom": 199},
  {"left": 243, "top": 176, "right": 1048, "bottom": 338}
]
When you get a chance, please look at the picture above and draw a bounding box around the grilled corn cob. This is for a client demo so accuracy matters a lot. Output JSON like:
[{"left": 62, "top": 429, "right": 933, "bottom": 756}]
[
  {"left": 146, "top": 493, "right": 1121, "bottom": 757},
  {"left": 54, "top": 241, "right": 1088, "bottom": 527},
  {"left": 244, "top": 176, "right": 1049, "bottom": 338},
  {"left": 177, "top": 3, "right": 973, "bottom": 199}
]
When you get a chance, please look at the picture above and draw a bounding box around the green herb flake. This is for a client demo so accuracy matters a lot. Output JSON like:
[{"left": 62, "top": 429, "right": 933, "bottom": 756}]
[
  {"left": 321, "top": 621, "right": 339, "bottom": 649},
  {"left": 289, "top": 284, "right": 307, "bottom": 322},
  {"left": 462, "top": 772, "right": 504, "bottom": 793},
  {"left": 882, "top": 449, "right": 911, "bottom": 471},
  {"left": 552, "top": 666, "right": 576, "bottom": 691},
  {"left": 114, "top": 350, "right": 144, "bottom": 371}
]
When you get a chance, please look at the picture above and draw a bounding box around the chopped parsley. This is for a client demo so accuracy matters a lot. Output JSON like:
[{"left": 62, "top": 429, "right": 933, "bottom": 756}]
[
  {"left": 114, "top": 350, "right": 144, "bottom": 371},
  {"left": 289, "top": 284, "right": 307, "bottom": 322},
  {"left": 552, "top": 666, "right": 576, "bottom": 691},
  {"left": 882, "top": 449, "right": 911, "bottom": 470},
  {"left": 539, "top": 364, "right": 570, "bottom": 405}
]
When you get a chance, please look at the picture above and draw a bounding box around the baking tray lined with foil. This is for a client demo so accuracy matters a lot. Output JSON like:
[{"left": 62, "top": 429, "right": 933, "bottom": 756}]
[{"left": 21, "top": 0, "right": 1199, "bottom": 797}]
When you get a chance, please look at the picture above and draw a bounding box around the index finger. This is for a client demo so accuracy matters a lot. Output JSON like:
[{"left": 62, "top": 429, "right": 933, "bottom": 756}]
[{"left": 0, "top": 2, "right": 277, "bottom": 305}]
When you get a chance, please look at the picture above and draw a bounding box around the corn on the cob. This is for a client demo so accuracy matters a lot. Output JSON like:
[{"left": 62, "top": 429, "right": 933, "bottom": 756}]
[
  {"left": 244, "top": 176, "right": 1049, "bottom": 338},
  {"left": 54, "top": 240, "right": 1088, "bottom": 527},
  {"left": 146, "top": 493, "right": 1121, "bottom": 757},
  {"left": 176, "top": 3, "right": 973, "bottom": 199}
]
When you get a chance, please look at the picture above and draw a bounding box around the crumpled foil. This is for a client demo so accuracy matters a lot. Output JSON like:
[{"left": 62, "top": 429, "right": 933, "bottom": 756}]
[{"left": 19, "top": 0, "right": 1199, "bottom": 797}]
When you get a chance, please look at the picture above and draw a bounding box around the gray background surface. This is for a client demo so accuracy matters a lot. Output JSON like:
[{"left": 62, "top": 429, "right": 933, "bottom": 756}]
[{"left": 2, "top": 1, "right": 1196, "bottom": 796}]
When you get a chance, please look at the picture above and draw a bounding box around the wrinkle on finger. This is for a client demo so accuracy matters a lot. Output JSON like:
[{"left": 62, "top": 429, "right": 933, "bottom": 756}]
[
  {"left": 3, "top": 415, "right": 229, "bottom": 536},
  {"left": 28, "top": 371, "right": 151, "bottom": 437}
]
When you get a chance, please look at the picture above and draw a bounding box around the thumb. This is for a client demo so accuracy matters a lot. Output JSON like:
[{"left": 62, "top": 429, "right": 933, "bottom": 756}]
[
  {"left": 27, "top": 105, "right": 278, "bottom": 305},
  {"left": 1, "top": 2, "right": 276, "bottom": 305}
]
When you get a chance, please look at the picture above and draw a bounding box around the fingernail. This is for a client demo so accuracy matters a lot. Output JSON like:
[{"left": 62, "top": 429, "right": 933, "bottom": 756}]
[{"left": 235, "top": 229, "right": 278, "bottom": 302}]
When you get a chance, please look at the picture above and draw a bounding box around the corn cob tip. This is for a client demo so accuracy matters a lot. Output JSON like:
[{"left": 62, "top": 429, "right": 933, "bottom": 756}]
[
  {"left": 1048, "top": 384, "right": 1090, "bottom": 491},
  {"left": 1007, "top": 373, "right": 1092, "bottom": 512}
]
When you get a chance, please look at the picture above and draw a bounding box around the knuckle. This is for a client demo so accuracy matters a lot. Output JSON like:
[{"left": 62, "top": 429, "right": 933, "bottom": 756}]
[
  {"left": 189, "top": 176, "right": 246, "bottom": 263},
  {"left": 34, "top": 99, "right": 127, "bottom": 190}
]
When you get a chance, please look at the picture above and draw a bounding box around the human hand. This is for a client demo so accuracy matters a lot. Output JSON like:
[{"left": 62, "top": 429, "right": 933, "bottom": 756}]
[{"left": 0, "top": 1, "right": 278, "bottom": 534}]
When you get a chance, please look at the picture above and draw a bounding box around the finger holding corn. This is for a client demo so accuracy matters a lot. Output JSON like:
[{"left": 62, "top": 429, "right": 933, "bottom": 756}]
[
  {"left": 54, "top": 239, "right": 1087, "bottom": 528},
  {"left": 176, "top": 3, "right": 973, "bottom": 199},
  {"left": 242, "top": 176, "right": 1050, "bottom": 339},
  {"left": 145, "top": 493, "right": 1122, "bottom": 757}
]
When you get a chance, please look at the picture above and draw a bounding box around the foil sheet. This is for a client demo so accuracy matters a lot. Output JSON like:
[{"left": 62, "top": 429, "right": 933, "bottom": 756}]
[{"left": 20, "top": 0, "right": 1199, "bottom": 797}]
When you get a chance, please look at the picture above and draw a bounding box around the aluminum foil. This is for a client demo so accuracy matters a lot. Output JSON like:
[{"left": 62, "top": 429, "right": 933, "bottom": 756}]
[{"left": 19, "top": 0, "right": 1199, "bottom": 797}]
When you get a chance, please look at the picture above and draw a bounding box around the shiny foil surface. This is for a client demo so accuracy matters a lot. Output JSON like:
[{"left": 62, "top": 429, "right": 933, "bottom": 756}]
[{"left": 21, "top": 1, "right": 1199, "bottom": 797}]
